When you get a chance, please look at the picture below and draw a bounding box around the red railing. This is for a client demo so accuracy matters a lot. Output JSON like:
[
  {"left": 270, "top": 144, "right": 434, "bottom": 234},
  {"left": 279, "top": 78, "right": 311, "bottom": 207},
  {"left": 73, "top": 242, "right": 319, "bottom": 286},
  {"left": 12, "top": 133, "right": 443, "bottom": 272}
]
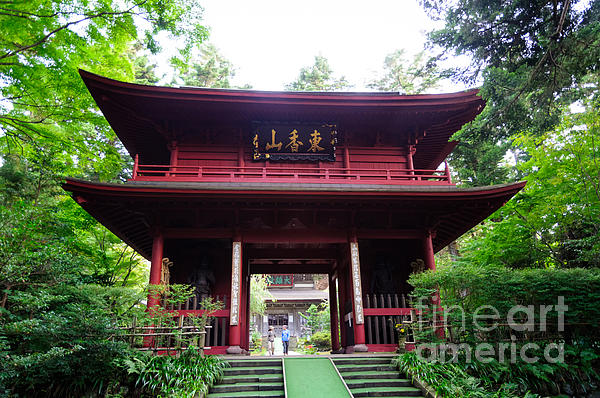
[{"left": 132, "top": 159, "right": 453, "bottom": 185}]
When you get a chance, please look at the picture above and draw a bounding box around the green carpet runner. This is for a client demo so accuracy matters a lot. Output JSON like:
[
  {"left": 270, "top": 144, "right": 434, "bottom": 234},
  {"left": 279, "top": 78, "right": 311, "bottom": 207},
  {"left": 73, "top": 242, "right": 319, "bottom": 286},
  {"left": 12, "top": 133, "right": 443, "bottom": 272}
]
[{"left": 284, "top": 357, "right": 351, "bottom": 398}]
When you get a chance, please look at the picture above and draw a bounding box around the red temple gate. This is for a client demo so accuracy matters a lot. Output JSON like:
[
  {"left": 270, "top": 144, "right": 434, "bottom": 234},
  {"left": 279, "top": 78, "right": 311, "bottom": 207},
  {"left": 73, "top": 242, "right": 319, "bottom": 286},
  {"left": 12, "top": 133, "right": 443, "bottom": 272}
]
[{"left": 63, "top": 70, "right": 525, "bottom": 354}]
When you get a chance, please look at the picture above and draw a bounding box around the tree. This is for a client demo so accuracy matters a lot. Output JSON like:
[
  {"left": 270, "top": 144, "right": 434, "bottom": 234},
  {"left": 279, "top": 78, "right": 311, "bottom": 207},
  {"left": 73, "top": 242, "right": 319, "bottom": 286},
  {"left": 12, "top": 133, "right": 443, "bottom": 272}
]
[
  {"left": 0, "top": 4, "right": 210, "bottom": 393},
  {"left": 250, "top": 275, "right": 275, "bottom": 317},
  {"left": 454, "top": 102, "right": 600, "bottom": 269},
  {"left": 368, "top": 50, "right": 443, "bottom": 94},
  {"left": 129, "top": 42, "right": 162, "bottom": 85},
  {"left": 300, "top": 300, "right": 330, "bottom": 333},
  {"left": 422, "top": 0, "right": 600, "bottom": 131},
  {"left": 419, "top": 0, "right": 600, "bottom": 186},
  {"left": 172, "top": 43, "right": 237, "bottom": 88},
  {"left": 0, "top": 0, "right": 208, "bottom": 183},
  {"left": 285, "top": 55, "right": 351, "bottom": 91}
]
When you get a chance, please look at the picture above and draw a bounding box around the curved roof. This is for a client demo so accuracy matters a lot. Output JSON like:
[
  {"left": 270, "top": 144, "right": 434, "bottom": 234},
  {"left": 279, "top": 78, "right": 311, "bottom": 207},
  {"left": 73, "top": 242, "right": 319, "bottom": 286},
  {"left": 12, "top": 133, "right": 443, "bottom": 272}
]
[
  {"left": 79, "top": 70, "right": 485, "bottom": 169},
  {"left": 63, "top": 178, "right": 525, "bottom": 260}
]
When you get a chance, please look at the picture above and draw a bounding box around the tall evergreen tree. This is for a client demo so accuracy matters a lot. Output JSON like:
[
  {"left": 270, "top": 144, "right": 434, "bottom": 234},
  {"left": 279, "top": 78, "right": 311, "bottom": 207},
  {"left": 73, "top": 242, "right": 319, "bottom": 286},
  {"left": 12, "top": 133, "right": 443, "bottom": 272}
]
[
  {"left": 420, "top": 0, "right": 600, "bottom": 186},
  {"left": 172, "top": 43, "right": 237, "bottom": 88},
  {"left": 285, "top": 55, "right": 351, "bottom": 91},
  {"left": 368, "top": 50, "right": 443, "bottom": 94}
]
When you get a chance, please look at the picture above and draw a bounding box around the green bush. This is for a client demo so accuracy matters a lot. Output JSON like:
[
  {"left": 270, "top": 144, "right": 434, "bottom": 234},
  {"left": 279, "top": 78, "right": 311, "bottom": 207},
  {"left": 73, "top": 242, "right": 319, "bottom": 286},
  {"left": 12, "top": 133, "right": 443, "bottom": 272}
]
[
  {"left": 0, "top": 341, "right": 141, "bottom": 398},
  {"left": 395, "top": 351, "right": 540, "bottom": 397},
  {"left": 131, "top": 346, "right": 227, "bottom": 398},
  {"left": 406, "top": 266, "right": 600, "bottom": 396},
  {"left": 250, "top": 330, "right": 262, "bottom": 350},
  {"left": 409, "top": 267, "right": 600, "bottom": 344},
  {"left": 310, "top": 331, "right": 331, "bottom": 351}
]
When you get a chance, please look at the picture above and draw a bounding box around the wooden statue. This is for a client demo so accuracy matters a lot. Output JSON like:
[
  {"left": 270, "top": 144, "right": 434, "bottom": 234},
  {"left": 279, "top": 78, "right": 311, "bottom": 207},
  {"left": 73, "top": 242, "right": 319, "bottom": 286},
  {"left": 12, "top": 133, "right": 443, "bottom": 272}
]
[
  {"left": 410, "top": 258, "right": 426, "bottom": 274},
  {"left": 160, "top": 257, "right": 173, "bottom": 286}
]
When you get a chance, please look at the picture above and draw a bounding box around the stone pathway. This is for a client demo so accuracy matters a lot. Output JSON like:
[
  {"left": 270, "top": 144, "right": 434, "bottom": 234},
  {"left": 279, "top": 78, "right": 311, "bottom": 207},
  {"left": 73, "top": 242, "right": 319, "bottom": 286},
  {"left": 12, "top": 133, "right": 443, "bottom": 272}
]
[{"left": 262, "top": 337, "right": 301, "bottom": 356}]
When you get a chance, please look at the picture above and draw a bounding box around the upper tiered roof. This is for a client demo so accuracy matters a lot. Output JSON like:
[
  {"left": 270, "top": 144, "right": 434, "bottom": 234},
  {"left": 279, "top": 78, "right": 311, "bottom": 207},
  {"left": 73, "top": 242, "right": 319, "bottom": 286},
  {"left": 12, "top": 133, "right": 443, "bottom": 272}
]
[{"left": 79, "top": 70, "right": 485, "bottom": 169}]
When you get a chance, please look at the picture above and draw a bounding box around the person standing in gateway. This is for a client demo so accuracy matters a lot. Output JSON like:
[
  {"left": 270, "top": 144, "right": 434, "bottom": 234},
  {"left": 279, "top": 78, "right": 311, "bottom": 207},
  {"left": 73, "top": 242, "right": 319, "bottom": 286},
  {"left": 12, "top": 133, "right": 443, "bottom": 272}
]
[
  {"left": 267, "top": 326, "right": 275, "bottom": 356},
  {"left": 281, "top": 325, "right": 290, "bottom": 355}
]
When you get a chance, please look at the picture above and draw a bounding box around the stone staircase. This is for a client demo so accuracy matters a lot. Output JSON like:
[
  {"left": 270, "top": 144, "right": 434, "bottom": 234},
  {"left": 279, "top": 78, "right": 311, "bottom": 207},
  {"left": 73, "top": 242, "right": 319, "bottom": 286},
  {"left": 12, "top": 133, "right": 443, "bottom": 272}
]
[
  {"left": 333, "top": 356, "right": 424, "bottom": 397},
  {"left": 207, "top": 358, "right": 284, "bottom": 398}
]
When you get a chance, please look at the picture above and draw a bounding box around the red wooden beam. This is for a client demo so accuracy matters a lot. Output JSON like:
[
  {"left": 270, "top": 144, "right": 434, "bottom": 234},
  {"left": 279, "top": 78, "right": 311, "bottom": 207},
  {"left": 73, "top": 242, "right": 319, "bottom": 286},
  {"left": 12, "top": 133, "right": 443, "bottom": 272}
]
[
  {"left": 249, "top": 263, "right": 333, "bottom": 274},
  {"left": 170, "top": 309, "right": 230, "bottom": 318},
  {"left": 245, "top": 248, "right": 339, "bottom": 260},
  {"left": 162, "top": 228, "right": 425, "bottom": 242},
  {"left": 364, "top": 308, "right": 413, "bottom": 316}
]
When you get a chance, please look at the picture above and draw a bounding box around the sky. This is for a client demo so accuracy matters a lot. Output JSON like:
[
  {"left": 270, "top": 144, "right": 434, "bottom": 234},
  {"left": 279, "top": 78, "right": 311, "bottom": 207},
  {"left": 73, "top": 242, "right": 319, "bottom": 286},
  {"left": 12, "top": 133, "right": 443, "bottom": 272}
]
[{"left": 195, "top": 0, "right": 467, "bottom": 92}]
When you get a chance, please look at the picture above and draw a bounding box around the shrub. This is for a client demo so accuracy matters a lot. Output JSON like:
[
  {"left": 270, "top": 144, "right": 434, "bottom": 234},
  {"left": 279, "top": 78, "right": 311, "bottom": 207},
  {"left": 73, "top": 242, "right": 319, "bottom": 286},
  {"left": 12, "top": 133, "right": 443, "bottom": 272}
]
[
  {"left": 1, "top": 341, "right": 141, "bottom": 398},
  {"left": 250, "top": 330, "right": 262, "bottom": 350},
  {"left": 310, "top": 331, "right": 331, "bottom": 351},
  {"left": 132, "top": 346, "right": 227, "bottom": 397},
  {"left": 406, "top": 266, "right": 600, "bottom": 396},
  {"left": 409, "top": 267, "right": 600, "bottom": 345}
]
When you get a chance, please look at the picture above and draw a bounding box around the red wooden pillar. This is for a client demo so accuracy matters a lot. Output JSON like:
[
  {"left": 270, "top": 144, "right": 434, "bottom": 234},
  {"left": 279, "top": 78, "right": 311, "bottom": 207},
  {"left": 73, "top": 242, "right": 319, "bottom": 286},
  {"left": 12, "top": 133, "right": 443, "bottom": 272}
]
[
  {"left": 349, "top": 234, "right": 367, "bottom": 352},
  {"left": 147, "top": 233, "right": 164, "bottom": 308},
  {"left": 227, "top": 240, "right": 244, "bottom": 354},
  {"left": 423, "top": 230, "right": 436, "bottom": 271},
  {"left": 328, "top": 273, "right": 340, "bottom": 351},
  {"left": 168, "top": 140, "right": 178, "bottom": 177},
  {"left": 144, "top": 232, "right": 163, "bottom": 348},
  {"left": 407, "top": 145, "right": 416, "bottom": 178}
]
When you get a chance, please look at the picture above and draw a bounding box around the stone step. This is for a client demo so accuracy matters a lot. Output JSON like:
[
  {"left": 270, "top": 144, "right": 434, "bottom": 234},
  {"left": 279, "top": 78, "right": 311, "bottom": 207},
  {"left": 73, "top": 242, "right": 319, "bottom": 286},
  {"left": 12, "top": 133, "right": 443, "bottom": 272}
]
[
  {"left": 333, "top": 357, "right": 393, "bottom": 366},
  {"left": 350, "top": 386, "right": 423, "bottom": 397},
  {"left": 223, "top": 365, "right": 282, "bottom": 376},
  {"left": 346, "top": 379, "right": 414, "bottom": 389},
  {"left": 336, "top": 363, "right": 396, "bottom": 373},
  {"left": 207, "top": 390, "right": 284, "bottom": 398},
  {"left": 227, "top": 359, "right": 282, "bottom": 367},
  {"left": 220, "top": 374, "right": 283, "bottom": 384},
  {"left": 210, "top": 382, "right": 283, "bottom": 394},
  {"left": 342, "top": 370, "right": 402, "bottom": 380}
]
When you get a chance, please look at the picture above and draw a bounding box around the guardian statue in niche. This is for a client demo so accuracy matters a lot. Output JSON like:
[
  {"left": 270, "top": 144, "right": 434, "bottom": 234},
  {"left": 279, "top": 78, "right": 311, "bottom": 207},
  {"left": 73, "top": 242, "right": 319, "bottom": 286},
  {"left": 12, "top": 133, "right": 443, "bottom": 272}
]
[
  {"left": 370, "top": 254, "right": 396, "bottom": 294},
  {"left": 189, "top": 255, "right": 215, "bottom": 300},
  {"left": 410, "top": 258, "right": 426, "bottom": 274}
]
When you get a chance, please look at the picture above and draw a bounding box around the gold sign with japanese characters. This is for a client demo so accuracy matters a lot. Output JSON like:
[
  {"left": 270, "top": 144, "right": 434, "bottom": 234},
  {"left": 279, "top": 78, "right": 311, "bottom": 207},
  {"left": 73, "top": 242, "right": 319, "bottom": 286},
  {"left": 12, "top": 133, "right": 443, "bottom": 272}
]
[{"left": 252, "top": 122, "right": 337, "bottom": 161}]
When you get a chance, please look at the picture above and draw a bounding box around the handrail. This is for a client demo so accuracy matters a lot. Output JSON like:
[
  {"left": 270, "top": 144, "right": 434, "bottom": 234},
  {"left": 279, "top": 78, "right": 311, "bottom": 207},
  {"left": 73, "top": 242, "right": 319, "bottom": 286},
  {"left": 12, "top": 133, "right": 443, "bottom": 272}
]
[
  {"left": 282, "top": 357, "right": 288, "bottom": 398},
  {"left": 329, "top": 357, "right": 354, "bottom": 397},
  {"left": 133, "top": 164, "right": 452, "bottom": 184}
]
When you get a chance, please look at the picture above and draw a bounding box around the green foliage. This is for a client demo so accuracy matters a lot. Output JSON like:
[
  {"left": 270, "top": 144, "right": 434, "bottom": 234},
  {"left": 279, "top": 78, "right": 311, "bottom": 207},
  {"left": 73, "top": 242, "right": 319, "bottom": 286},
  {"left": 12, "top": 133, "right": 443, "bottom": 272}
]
[
  {"left": 300, "top": 300, "right": 330, "bottom": 334},
  {"left": 1, "top": 341, "right": 142, "bottom": 398},
  {"left": 397, "top": 345, "right": 600, "bottom": 397},
  {"left": 419, "top": 0, "right": 600, "bottom": 186},
  {"left": 0, "top": 0, "right": 208, "bottom": 182},
  {"left": 131, "top": 347, "right": 227, "bottom": 398},
  {"left": 395, "top": 351, "right": 542, "bottom": 397},
  {"left": 409, "top": 266, "right": 600, "bottom": 344},
  {"left": 309, "top": 331, "right": 331, "bottom": 351},
  {"left": 250, "top": 274, "right": 275, "bottom": 317},
  {"left": 448, "top": 139, "right": 512, "bottom": 187},
  {"left": 285, "top": 55, "right": 351, "bottom": 91},
  {"left": 0, "top": 158, "right": 150, "bottom": 397},
  {"left": 421, "top": 0, "right": 599, "bottom": 127},
  {"left": 453, "top": 104, "right": 600, "bottom": 268},
  {"left": 297, "top": 339, "right": 318, "bottom": 355},
  {"left": 250, "top": 330, "right": 263, "bottom": 352},
  {"left": 368, "top": 50, "right": 444, "bottom": 94},
  {"left": 172, "top": 43, "right": 237, "bottom": 88}
]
